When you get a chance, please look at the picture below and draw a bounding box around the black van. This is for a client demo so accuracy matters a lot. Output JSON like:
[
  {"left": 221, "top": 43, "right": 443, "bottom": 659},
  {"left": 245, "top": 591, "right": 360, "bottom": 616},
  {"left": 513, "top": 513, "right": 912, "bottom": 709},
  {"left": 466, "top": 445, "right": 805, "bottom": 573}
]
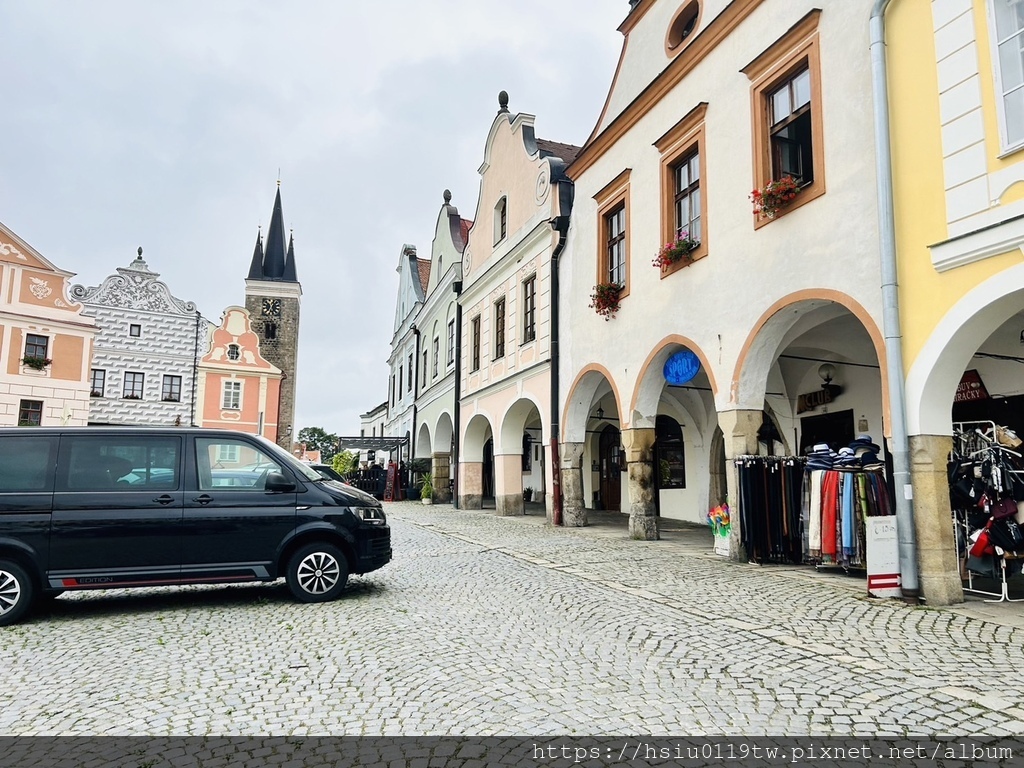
[{"left": 0, "top": 427, "right": 392, "bottom": 626}]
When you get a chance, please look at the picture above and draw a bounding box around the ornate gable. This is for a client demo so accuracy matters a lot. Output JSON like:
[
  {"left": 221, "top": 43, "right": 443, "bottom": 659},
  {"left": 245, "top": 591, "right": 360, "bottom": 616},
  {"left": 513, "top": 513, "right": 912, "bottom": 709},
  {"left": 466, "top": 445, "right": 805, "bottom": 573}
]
[{"left": 71, "top": 250, "right": 198, "bottom": 315}]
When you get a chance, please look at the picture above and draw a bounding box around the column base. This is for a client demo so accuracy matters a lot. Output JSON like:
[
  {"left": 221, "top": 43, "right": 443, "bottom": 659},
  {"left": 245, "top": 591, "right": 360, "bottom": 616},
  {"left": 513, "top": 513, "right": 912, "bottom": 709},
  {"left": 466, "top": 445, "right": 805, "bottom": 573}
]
[{"left": 629, "top": 513, "right": 659, "bottom": 540}]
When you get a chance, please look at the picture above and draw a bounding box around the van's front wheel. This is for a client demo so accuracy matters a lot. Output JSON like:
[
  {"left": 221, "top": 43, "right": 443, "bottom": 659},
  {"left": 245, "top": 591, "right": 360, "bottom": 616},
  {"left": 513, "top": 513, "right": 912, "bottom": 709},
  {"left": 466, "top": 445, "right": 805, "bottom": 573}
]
[
  {"left": 0, "top": 560, "right": 34, "bottom": 627},
  {"left": 286, "top": 543, "right": 348, "bottom": 603}
]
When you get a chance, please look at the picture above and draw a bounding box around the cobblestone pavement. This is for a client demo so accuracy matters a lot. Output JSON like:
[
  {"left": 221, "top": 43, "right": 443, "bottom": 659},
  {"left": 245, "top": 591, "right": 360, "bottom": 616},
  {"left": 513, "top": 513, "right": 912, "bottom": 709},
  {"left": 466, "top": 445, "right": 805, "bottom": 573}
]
[{"left": 3, "top": 500, "right": 1024, "bottom": 737}]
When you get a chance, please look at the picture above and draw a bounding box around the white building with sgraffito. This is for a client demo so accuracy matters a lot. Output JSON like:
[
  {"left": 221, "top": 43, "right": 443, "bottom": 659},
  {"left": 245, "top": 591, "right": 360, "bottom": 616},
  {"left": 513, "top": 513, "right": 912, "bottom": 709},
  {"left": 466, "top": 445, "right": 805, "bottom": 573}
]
[{"left": 72, "top": 249, "right": 209, "bottom": 426}]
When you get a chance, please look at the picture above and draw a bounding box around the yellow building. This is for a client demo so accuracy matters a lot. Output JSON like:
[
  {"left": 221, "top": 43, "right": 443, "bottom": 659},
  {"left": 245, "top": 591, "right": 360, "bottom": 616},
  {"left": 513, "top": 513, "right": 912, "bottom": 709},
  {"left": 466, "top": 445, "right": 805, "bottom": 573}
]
[
  {"left": 0, "top": 221, "right": 97, "bottom": 426},
  {"left": 885, "top": 0, "right": 1024, "bottom": 603}
]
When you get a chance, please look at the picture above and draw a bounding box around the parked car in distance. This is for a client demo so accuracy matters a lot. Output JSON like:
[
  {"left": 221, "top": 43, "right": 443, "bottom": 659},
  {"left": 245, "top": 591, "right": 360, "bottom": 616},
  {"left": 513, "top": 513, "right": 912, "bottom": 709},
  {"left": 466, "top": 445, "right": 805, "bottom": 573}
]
[
  {"left": 0, "top": 427, "right": 392, "bottom": 626},
  {"left": 308, "top": 464, "right": 347, "bottom": 483}
]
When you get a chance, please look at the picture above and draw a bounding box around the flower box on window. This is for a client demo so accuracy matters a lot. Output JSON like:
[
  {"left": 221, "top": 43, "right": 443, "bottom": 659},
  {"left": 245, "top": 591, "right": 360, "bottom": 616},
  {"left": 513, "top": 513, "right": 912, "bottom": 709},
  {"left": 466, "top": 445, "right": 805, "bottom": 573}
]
[
  {"left": 653, "top": 233, "right": 699, "bottom": 269},
  {"left": 123, "top": 394, "right": 142, "bottom": 400},
  {"left": 21, "top": 356, "right": 51, "bottom": 371},
  {"left": 589, "top": 282, "right": 623, "bottom": 320},
  {"left": 750, "top": 175, "right": 800, "bottom": 220}
]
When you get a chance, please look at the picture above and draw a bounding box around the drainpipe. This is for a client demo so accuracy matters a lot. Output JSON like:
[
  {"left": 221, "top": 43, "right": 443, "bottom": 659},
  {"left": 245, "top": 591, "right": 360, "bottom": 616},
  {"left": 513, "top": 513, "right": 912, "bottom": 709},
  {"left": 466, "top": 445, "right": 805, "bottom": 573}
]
[
  {"left": 871, "top": 0, "right": 920, "bottom": 602},
  {"left": 452, "top": 269, "right": 463, "bottom": 509},
  {"left": 549, "top": 214, "right": 570, "bottom": 526},
  {"left": 411, "top": 324, "right": 420, "bottom": 489},
  {"left": 191, "top": 311, "right": 201, "bottom": 427}
]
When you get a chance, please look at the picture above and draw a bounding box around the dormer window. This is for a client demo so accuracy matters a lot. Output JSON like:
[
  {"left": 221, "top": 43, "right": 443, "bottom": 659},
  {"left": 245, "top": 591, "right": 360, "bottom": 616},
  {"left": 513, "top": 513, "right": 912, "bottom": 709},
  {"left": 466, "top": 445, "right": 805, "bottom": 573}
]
[
  {"left": 666, "top": 1, "right": 701, "bottom": 54},
  {"left": 494, "top": 197, "right": 507, "bottom": 244},
  {"left": 227, "top": 344, "right": 240, "bottom": 361}
]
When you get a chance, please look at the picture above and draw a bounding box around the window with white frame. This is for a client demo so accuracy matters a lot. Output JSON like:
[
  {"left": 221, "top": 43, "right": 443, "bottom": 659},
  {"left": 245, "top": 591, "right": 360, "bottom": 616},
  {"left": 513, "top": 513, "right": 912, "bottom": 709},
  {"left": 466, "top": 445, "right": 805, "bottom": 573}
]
[
  {"left": 522, "top": 276, "right": 537, "bottom": 343},
  {"left": 24, "top": 333, "right": 49, "bottom": 361},
  {"left": 90, "top": 369, "right": 105, "bottom": 397},
  {"left": 162, "top": 375, "right": 182, "bottom": 402},
  {"left": 447, "top": 320, "right": 455, "bottom": 366},
  {"left": 222, "top": 380, "right": 242, "bottom": 410},
  {"left": 993, "top": 0, "right": 1024, "bottom": 149},
  {"left": 216, "top": 444, "right": 240, "bottom": 463},
  {"left": 123, "top": 372, "right": 144, "bottom": 399},
  {"left": 433, "top": 337, "right": 440, "bottom": 378}
]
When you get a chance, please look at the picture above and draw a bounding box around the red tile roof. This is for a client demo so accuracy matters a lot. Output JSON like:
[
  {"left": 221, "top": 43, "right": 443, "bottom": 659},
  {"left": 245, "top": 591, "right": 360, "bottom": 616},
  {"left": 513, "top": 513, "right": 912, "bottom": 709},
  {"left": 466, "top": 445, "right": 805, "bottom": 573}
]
[
  {"left": 417, "top": 258, "right": 431, "bottom": 292},
  {"left": 460, "top": 219, "right": 473, "bottom": 250},
  {"left": 536, "top": 138, "right": 581, "bottom": 164}
]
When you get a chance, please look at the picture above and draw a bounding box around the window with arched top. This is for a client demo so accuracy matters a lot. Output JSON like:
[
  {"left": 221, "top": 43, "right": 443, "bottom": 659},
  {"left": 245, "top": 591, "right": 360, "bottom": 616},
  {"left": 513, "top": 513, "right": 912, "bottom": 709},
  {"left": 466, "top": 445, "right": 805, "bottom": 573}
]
[
  {"left": 227, "top": 344, "right": 240, "bottom": 361},
  {"left": 494, "top": 197, "right": 508, "bottom": 245}
]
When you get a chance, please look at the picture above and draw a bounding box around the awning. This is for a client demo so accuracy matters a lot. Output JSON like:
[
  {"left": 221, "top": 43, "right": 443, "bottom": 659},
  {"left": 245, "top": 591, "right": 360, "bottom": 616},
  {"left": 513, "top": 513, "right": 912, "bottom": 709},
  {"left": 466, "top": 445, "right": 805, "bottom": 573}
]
[{"left": 336, "top": 436, "right": 409, "bottom": 451}]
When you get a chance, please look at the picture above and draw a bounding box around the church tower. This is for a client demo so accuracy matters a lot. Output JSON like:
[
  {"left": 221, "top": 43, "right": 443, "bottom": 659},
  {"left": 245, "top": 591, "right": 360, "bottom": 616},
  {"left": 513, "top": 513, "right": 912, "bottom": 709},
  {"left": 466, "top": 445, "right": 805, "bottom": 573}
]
[{"left": 244, "top": 184, "right": 301, "bottom": 449}]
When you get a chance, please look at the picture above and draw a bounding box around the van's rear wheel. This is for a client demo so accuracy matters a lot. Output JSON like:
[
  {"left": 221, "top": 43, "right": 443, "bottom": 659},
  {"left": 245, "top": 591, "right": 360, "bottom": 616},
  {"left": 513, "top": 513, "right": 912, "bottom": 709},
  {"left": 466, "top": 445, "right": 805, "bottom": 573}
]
[
  {"left": 0, "top": 560, "right": 34, "bottom": 627},
  {"left": 286, "top": 543, "right": 348, "bottom": 603}
]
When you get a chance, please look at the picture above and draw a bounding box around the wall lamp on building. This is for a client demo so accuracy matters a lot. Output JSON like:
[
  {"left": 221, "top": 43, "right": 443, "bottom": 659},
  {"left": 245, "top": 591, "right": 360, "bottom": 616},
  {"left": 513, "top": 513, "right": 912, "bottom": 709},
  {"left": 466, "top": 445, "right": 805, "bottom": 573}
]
[{"left": 818, "top": 362, "right": 843, "bottom": 400}]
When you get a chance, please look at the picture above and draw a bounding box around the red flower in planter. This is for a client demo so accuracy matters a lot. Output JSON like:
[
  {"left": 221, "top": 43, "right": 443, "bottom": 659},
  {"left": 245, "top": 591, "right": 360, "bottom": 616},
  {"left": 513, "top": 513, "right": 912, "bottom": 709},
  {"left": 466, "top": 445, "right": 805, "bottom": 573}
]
[
  {"left": 751, "top": 176, "right": 800, "bottom": 219},
  {"left": 589, "top": 282, "right": 622, "bottom": 320}
]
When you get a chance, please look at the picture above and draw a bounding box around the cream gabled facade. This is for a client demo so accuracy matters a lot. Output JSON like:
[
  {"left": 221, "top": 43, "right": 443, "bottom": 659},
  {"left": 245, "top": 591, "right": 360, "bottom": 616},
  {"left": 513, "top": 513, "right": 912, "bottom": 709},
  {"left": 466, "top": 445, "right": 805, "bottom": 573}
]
[
  {"left": 196, "top": 306, "right": 282, "bottom": 441},
  {"left": 385, "top": 244, "right": 427, "bottom": 466},
  {"left": 883, "top": 0, "right": 1024, "bottom": 604},
  {"left": 0, "top": 221, "right": 97, "bottom": 426},
  {"left": 457, "top": 94, "right": 578, "bottom": 517},
  {"left": 71, "top": 251, "right": 204, "bottom": 427},
  {"left": 559, "top": 0, "right": 891, "bottom": 539},
  {"left": 411, "top": 191, "right": 471, "bottom": 504}
]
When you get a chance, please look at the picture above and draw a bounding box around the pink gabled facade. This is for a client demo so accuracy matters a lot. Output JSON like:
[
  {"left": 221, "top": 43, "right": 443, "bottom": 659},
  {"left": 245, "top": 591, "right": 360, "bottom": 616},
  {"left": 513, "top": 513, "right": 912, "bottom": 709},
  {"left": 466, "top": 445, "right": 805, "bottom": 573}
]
[
  {"left": 196, "top": 306, "right": 282, "bottom": 441},
  {"left": 0, "top": 221, "right": 97, "bottom": 426}
]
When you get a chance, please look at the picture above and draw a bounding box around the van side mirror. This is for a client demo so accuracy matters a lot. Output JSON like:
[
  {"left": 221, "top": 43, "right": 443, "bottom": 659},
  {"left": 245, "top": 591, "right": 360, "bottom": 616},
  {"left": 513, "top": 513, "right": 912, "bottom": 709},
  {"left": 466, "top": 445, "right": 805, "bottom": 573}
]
[{"left": 265, "top": 471, "right": 296, "bottom": 493}]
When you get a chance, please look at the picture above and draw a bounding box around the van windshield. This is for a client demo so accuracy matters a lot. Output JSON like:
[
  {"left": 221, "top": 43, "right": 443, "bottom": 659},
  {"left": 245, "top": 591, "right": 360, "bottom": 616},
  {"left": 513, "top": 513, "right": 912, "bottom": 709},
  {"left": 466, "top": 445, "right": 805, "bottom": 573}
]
[{"left": 254, "top": 436, "right": 323, "bottom": 482}]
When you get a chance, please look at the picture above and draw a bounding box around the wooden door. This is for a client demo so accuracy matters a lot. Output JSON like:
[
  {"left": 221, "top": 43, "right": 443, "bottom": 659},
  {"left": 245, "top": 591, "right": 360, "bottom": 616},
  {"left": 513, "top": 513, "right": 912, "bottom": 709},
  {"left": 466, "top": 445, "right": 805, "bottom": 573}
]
[{"left": 599, "top": 425, "right": 621, "bottom": 512}]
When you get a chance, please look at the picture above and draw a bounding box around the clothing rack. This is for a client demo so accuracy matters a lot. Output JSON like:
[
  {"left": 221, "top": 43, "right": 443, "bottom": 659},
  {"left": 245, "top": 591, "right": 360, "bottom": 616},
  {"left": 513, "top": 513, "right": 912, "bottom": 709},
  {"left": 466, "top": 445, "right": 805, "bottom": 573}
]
[
  {"left": 804, "top": 467, "right": 892, "bottom": 570},
  {"left": 733, "top": 455, "right": 804, "bottom": 565}
]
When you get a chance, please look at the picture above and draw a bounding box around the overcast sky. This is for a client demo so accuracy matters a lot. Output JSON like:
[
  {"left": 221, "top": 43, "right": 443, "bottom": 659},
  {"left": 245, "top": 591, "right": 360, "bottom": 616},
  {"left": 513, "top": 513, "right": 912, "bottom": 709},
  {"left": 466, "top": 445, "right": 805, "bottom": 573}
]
[{"left": 1, "top": 1, "right": 627, "bottom": 437}]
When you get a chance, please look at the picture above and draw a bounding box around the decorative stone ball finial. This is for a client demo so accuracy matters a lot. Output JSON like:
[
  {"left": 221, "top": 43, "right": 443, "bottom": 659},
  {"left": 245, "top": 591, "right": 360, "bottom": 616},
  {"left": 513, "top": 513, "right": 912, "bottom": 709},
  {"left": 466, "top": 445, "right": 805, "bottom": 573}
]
[
  {"left": 137, "top": 247, "right": 143, "bottom": 257},
  {"left": 498, "top": 90, "right": 509, "bottom": 113},
  {"left": 443, "top": 189, "right": 452, "bottom": 204}
]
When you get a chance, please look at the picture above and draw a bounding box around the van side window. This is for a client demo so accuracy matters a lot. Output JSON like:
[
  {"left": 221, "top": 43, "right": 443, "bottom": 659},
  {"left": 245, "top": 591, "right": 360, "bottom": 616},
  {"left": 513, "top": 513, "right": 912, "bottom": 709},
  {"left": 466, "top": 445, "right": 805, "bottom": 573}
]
[
  {"left": 195, "top": 438, "right": 282, "bottom": 491},
  {"left": 0, "top": 436, "right": 58, "bottom": 491},
  {"left": 60, "top": 437, "right": 180, "bottom": 491}
]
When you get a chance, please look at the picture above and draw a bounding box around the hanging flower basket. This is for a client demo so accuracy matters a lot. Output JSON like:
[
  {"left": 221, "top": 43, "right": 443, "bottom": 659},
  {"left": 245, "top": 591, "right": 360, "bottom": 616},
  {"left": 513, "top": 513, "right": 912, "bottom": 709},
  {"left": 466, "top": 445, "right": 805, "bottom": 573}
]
[
  {"left": 750, "top": 175, "right": 800, "bottom": 219},
  {"left": 653, "top": 233, "right": 699, "bottom": 269},
  {"left": 21, "top": 356, "right": 51, "bottom": 371},
  {"left": 589, "top": 282, "right": 622, "bottom": 320}
]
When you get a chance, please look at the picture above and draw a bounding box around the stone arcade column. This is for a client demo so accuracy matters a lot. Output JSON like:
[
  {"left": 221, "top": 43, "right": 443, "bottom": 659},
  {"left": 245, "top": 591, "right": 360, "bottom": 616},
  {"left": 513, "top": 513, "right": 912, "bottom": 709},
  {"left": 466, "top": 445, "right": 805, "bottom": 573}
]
[
  {"left": 494, "top": 453, "right": 524, "bottom": 516},
  {"left": 560, "top": 442, "right": 586, "bottom": 527},
  {"left": 622, "top": 427, "right": 657, "bottom": 540},
  {"left": 910, "top": 435, "right": 964, "bottom": 605},
  {"left": 459, "top": 461, "right": 483, "bottom": 509},
  {"left": 432, "top": 452, "right": 451, "bottom": 504},
  {"left": 718, "top": 409, "right": 762, "bottom": 562}
]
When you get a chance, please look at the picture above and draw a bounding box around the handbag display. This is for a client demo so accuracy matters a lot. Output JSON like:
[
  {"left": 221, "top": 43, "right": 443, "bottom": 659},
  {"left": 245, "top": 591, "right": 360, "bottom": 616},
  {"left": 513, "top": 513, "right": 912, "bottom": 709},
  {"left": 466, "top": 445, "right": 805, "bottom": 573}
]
[{"left": 970, "top": 527, "right": 994, "bottom": 557}]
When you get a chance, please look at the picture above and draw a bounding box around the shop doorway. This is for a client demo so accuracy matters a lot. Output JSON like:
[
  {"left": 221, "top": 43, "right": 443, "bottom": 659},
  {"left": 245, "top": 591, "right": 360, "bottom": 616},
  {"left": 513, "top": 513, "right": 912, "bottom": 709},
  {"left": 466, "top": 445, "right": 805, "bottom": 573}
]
[
  {"left": 799, "top": 409, "right": 854, "bottom": 455},
  {"left": 482, "top": 438, "right": 494, "bottom": 501},
  {"left": 599, "top": 425, "right": 621, "bottom": 512}
]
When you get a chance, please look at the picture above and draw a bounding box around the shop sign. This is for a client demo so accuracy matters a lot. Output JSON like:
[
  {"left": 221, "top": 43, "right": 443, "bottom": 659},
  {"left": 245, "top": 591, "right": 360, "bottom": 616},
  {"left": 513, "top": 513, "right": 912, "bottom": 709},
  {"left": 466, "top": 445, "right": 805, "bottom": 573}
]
[
  {"left": 954, "top": 369, "right": 989, "bottom": 403},
  {"left": 796, "top": 385, "right": 843, "bottom": 414},
  {"left": 866, "top": 517, "right": 902, "bottom": 598}
]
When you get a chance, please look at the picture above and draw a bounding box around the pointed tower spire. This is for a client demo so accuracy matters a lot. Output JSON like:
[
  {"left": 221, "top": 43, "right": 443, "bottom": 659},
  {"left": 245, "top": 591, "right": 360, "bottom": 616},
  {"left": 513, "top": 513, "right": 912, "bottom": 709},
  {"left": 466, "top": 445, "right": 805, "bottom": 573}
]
[
  {"left": 283, "top": 229, "right": 298, "bottom": 282},
  {"left": 261, "top": 187, "right": 289, "bottom": 279},
  {"left": 246, "top": 227, "right": 264, "bottom": 280}
]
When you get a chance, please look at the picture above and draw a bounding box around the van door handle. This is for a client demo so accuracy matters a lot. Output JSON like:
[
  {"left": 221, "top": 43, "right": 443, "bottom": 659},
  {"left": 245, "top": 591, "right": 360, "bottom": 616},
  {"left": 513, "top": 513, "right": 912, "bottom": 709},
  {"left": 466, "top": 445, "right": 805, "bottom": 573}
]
[
  {"left": 192, "top": 494, "right": 213, "bottom": 505},
  {"left": 153, "top": 495, "right": 176, "bottom": 505}
]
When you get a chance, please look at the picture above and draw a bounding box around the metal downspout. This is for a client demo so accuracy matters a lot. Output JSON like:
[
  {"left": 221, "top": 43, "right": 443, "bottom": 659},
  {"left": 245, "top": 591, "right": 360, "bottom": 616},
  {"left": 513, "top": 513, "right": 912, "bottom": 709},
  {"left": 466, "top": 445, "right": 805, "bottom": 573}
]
[
  {"left": 453, "top": 275, "right": 463, "bottom": 509},
  {"left": 549, "top": 215, "right": 570, "bottom": 526},
  {"left": 871, "top": 0, "right": 920, "bottom": 601}
]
